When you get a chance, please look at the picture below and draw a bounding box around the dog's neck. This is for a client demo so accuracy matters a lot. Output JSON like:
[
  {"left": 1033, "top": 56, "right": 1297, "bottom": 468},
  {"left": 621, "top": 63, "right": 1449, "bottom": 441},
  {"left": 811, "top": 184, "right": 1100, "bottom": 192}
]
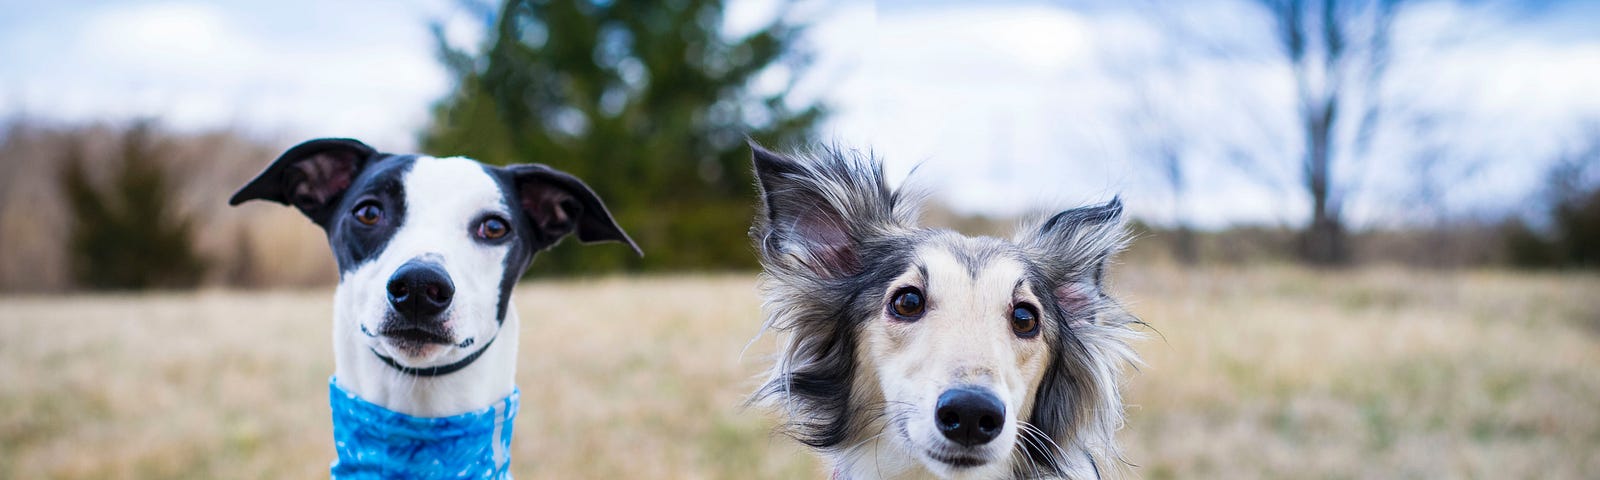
[
  {"left": 332, "top": 303, "right": 521, "bottom": 418},
  {"left": 328, "top": 376, "right": 518, "bottom": 479}
]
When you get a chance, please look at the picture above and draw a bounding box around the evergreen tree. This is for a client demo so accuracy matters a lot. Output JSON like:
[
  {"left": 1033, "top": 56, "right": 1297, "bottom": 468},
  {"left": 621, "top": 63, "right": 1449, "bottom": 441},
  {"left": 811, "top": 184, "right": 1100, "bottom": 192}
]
[
  {"left": 423, "top": 0, "right": 824, "bottom": 274},
  {"left": 59, "top": 121, "right": 207, "bottom": 289}
]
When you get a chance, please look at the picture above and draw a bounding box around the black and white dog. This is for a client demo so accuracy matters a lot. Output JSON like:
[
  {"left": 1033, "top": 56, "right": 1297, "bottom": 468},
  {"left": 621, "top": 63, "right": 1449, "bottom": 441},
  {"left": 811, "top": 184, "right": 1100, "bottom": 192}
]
[
  {"left": 231, "top": 138, "right": 637, "bottom": 477},
  {"left": 748, "top": 144, "right": 1142, "bottom": 479}
]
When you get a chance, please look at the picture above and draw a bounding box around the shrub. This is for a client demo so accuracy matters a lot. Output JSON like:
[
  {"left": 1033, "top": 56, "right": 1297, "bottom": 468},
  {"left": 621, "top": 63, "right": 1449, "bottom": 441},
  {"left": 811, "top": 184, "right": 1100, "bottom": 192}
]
[
  {"left": 58, "top": 121, "right": 207, "bottom": 289},
  {"left": 1507, "top": 131, "right": 1600, "bottom": 269}
]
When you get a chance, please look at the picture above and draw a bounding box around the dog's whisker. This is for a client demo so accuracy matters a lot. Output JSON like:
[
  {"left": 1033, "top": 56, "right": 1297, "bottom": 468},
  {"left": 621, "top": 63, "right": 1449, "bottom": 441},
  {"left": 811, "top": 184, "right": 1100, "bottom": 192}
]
[
  {"left": 1018, "top": 422, "right": 1066, "bottom": 466},
  {"left": 1027, "top": 428, "right": 1064, "bottom": 475},
  {"left": 1010, "top": 429, "right": 1049, "bottom": 479}
]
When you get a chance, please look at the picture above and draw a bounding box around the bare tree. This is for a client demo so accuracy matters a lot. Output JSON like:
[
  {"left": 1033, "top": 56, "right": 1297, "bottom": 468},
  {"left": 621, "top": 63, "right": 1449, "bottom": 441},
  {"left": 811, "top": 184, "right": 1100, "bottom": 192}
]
[
  {"left": 1108, "top": 0, "right": 1525, "bottom": 266},
  {"left": 1101, "top": 4, "right": 1224, "bottom": 266},
  {"left": 1120, "top": 68, "right": 1199, "bottom": 264},
  {"left": 1254, "top": 0, "right": 1401, "bottom": 265},
  {"left": 1109, "top": 0, "right": 1385, "bottom": 266}
]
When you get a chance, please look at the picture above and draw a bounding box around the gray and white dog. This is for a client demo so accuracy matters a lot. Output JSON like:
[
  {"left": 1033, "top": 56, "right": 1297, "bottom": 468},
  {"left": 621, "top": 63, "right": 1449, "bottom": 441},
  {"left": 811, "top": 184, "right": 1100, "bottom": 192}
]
[
  {"left": 748, "top": 144, "right": 1142, "bottom": 479},
  {"left": 231, "top": 138, "right": 636, "bottom": 475}
]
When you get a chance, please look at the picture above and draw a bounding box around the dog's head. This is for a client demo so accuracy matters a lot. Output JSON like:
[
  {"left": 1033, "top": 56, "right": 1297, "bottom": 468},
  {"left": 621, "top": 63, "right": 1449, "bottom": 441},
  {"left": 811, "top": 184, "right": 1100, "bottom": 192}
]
[
  {"left": 231, "top": 138, "right": 638, "bottom": 373},
  {"left": 749, "top": 144, "right": 1140, "bottom": 478}
]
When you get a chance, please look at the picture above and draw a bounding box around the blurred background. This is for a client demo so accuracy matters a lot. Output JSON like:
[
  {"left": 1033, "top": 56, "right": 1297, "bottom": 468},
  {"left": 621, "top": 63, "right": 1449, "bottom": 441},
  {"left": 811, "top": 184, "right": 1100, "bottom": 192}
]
[{"left": 1, "top": 0, "right": 1597, "bottom": 478}]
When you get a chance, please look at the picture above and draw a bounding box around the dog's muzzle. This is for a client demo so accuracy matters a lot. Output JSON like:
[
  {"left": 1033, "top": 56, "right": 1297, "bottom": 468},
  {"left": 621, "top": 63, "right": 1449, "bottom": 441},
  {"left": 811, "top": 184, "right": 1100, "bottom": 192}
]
[
  {"left": 936, "top": 386, "right": 1004, "bottom": 447},
  {"left": 387, "top": 260, "right": 455, "bottom": 322},
  {"left": 329, "top": 377, "right": 518, "bottom": 479}
]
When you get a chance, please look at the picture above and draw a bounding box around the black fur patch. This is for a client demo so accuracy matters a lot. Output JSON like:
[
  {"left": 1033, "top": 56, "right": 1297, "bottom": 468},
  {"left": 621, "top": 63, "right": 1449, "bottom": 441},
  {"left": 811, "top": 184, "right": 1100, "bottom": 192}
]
[
  {"left": 755, "top": 235, "right": 921, "bottom": 448},
  {"left": 482, "top": 165, "right": 540, "bottom": 325},
  {"left": 326, "top": 156, "right": 415, "bottom": 274}
]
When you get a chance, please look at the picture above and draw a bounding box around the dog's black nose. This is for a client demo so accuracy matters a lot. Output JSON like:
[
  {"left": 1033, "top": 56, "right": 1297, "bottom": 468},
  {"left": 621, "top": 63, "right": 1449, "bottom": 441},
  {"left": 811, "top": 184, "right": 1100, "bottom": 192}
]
[
  {"left": 935, "top": 386, "right": 1005, "bottom": 447},
  {"left": 387, "top": 261, "right": 454, "bottom": 317}
]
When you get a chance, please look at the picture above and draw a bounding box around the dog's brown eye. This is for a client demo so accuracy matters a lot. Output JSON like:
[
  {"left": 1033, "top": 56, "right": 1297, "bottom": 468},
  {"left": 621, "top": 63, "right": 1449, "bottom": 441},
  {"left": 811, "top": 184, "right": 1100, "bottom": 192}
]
[
  {"left": 1011, "top": 305, "right": 1040, "bottom": 337},
  {"left": 889, "top": 287, "right": 925, "bottom": 319},
  {"left": 352, "top": 202, "right": 382, "bottom": 225},
  {"left": 476, "top": 217, "right": 510, "bottom": 240}
]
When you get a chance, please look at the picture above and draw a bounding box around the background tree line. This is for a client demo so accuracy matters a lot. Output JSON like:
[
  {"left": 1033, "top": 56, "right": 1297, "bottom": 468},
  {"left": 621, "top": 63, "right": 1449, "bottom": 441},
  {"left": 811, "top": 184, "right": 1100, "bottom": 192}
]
[{"left": 2, "top": 0, "right": 1597, "bottom": 292}]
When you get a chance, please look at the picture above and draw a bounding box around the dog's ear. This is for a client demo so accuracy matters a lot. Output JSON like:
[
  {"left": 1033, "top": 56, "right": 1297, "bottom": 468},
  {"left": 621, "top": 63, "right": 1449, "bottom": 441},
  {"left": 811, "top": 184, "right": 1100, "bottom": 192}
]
[
  {"left": 229, "top": 138, "right": 375, "bottom": 228},
  {"left": 507, "top": 164, "right": 641, "bottom": 255},
  {"left": 751, "top": 142, "right": 908, "bottom": 278},
  {"left": 1021, "top": 198, "right": 1141, "bottom": 471},
  {"left": 1020, "top": 198, "right": 1131, "bottom": 324}
]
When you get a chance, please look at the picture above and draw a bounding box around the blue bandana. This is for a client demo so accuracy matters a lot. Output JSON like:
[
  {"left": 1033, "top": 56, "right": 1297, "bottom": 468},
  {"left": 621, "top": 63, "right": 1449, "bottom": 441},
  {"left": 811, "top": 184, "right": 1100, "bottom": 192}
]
[{"left": 328, "top": 377, "right": 519, "bottom": 479}]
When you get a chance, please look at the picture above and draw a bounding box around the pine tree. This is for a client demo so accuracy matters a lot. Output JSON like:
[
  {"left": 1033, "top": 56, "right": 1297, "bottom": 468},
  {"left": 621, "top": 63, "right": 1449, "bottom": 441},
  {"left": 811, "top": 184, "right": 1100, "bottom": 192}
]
[
  {"left": 59, "top": 121, "right": 207, "bottom": 289},
  {"left": 423, "top": 0, "right": 823, "bottom": 274}
]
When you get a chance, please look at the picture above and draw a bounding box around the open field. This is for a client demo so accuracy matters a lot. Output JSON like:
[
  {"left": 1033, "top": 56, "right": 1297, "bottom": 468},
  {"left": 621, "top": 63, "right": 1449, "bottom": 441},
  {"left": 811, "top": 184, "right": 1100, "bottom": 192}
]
[{"left": 3, "top": 266, "right": 1599, "bottom": 479}]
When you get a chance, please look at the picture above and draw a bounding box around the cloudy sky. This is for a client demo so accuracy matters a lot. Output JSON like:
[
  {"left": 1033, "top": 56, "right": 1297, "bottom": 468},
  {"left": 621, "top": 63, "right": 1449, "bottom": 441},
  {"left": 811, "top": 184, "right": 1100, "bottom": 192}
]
[{"left": 3, "top": 0, "right": 1597, "bottom": 228}]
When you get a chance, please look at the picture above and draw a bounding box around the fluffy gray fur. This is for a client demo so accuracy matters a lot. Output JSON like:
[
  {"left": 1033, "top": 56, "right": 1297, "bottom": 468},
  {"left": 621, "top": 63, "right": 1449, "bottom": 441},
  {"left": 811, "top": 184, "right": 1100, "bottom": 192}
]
[{"left": 747, "top": 143, "right": 1144, "bottom": 478}]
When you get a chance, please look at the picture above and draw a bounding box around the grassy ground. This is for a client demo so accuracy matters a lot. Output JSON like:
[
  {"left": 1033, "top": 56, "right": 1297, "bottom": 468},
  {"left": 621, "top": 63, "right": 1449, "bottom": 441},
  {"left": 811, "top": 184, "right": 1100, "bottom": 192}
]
[{"left": 2, "top": 266, "right": 1598, "bottom": 479}]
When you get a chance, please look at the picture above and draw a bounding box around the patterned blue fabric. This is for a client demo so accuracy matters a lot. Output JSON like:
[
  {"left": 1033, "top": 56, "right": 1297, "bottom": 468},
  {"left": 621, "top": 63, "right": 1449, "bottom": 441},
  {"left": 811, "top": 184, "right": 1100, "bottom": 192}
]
[{"left": 329, "top": 377, "right": 518, "bottom": 479}]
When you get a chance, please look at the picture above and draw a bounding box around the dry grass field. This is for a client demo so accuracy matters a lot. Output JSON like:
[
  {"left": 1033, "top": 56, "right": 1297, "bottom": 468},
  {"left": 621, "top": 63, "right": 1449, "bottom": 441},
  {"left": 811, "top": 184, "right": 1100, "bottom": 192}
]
[{"left": 2, "top": 265, "right": 1598, "bottom": 479}]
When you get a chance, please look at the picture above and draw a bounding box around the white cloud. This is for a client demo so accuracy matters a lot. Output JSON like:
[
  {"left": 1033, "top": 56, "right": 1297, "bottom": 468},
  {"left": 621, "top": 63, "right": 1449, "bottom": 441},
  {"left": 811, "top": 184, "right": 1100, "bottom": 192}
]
[
  {"left": 813, "top": 0, "right": 1600, "bottom": 228},
  {"left": 80, "top": 3, "right": 252, "bottom": 67},
  {"left": 3, "top": 0, "right": 452, "bottom": 150},
  {"left": 811, "top": 3, "right": 1236, "bottom": 223},
  {"left": 3, "top": 0, "right": 1594, "bottom": 227}
]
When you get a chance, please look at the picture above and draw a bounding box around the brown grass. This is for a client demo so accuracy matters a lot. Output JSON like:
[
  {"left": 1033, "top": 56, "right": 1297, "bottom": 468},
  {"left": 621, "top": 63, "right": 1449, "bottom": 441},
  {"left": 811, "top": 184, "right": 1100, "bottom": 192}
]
[{"left": 2, "top": 266, "right": 1598, "bottom": 479}]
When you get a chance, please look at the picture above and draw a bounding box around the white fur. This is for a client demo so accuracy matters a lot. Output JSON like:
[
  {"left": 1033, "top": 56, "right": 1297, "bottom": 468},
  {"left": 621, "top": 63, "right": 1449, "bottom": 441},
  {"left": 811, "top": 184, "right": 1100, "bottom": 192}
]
[
  {"left": 839, "top": 245, "right": 1057, "bottom": 479},
  {"left": 751, "top": 145, "right": 1137, "bottom": 479},
  {"left": 332, "top": 156, "right": 520, "bottom": 417}
]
